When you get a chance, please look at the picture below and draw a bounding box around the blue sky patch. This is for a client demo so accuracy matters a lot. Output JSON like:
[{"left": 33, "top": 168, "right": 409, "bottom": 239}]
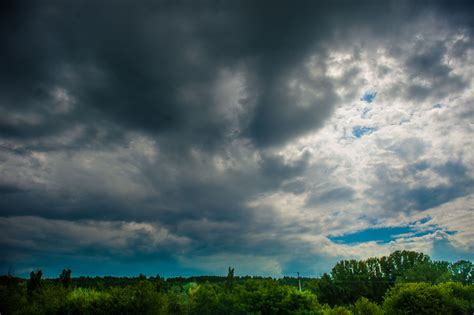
[
  {"left": 352, "top": 126, "right": 376, "bottom": 138},
  {"left": 328, "top": 217, "right": 451, "bottom": 244},
  {"left": 361, "top": 91, "right": 377, "bottom": 103}
]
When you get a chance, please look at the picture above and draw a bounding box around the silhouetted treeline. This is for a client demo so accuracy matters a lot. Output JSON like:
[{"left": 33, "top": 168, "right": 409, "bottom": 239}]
[{"left": 1, "top": 250, "right": 473, "bottom": 314}]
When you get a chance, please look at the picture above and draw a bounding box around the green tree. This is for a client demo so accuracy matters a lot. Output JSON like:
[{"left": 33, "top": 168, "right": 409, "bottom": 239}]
[
  {"left": 383, "top": 282, "right": 450, "bottom": 315},
  {"left": 437, "top": 282, "right": 474, "bottom": 314},
  {"left": 331, "top": 259, "right": 376, "bottom": 303},
  {"left": 380, "top": 250, "right": 431, "bottom": 284},
  {"left": 189, "top": 283, "right": 221, "bottom": 315},
  {"left": 398, "top": 260, "right": 451, "bottom": 284},
  {"left": 154, "top": 274, "right": 164, "bottom": 292},
  {"left": 226, "top": 266, "right": 235, "bottom": 291},
  {"left": 0, "top": 276, "right": 28, "bottom": 315},
  {"left": 450, "top": 260, "right": 473, "bottom": 285},
  {"left": 107, "top": 280, "right": 166, "bottom": 314},
  {"left": 352, "top": 297, "right": 383, "bottom": 315},
  {"left": 60, "top": 269, "right": 72, "bottom": 288},
  {"left": 307, "top": 273, "right": 341, "bottom": 306},
  {"left": 324, "top": 305, "right": 352, "bottom": 315},
  {"left": 280, "top": 289, "right": 321, "bottom": 314},
  {"left": 27, "top": 269, "right": 43, "bottom": 296},
  {"left": 65, "top": 287, "right": 112, "bottom": 314}
]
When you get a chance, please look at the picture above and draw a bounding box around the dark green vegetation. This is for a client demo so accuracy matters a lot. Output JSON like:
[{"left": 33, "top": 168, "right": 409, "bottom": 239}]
[{"left": 1, "top": 251, "right": 472, "bottom": 314}]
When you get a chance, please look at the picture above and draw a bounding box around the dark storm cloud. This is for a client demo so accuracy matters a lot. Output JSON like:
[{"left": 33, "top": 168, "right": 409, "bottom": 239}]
[
  {"left": 2, "top": 0, "right": 332, "bottom": 148},
  {"left": 0, "top": 140, "right": 312, "bottom": 225},
  {"left": 0, "top": 0, "right": 353, "bottom": 225},
  {"left": 0, "top": 183, "right": 24, "bottom": 195},
  {"left": 403, "top": 40, "right": 468, "bottom": 101},
  {"left": 369, "top": 161, "right": 474, "bottom": 214},
  {"left": 1, "top": 0, "right": 448, "bottom": 150}
]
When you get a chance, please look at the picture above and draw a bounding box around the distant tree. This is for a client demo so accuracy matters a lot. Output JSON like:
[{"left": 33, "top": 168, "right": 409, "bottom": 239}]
[
  {"left": 307, "top": 273, "right": 340, "bottom": 306},
  {"left": 27, "top": 270, "right": 43, "bottom": 296},
  {"left": 450, "top": 260, "right": 473, "bottom": 285},
  {"left": 226, "top": 267, "right": 235, "bottom": 291},
  {"left": 154, "top": 274, "right": 164, "bottom": 292},
  {"left": 331, "top": 259, "right": 378, "bottom": 303},
  {"left": 59, "top": 269, "right": 72, "bottom": 288},
  {"left": 66, "top": 287, "right": 112, "bottom": 314},
  {"left": 190, "top": 283, "right": 221, "bottom": 315},
  {"left": 398, "top": 260, "right": 451, "bottom": 284},
  {"left": 131, "top": 280, "right": 165, "bottom": 313},
  {"left": 380, "top": 250, "right": 430, "bottom": 284},
  {"left": 279, "top": 289, "right": 320, "bottom": 314},
  {"left": 329, "top": 250, "right": 435, "bottom": 304}
]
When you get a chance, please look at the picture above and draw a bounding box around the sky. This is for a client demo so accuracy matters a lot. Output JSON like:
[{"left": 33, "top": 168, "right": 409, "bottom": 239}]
[{"left": 0, "top": 0, "right": 473, "bottom": 278}]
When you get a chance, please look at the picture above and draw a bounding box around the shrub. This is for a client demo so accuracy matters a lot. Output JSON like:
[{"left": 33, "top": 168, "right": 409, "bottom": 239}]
[
  {"left": 383, "top": 282, "right": 450, "bottom": 315},
  {"left": 65, "top": 288, "right": 112, "bottom": 315},
  {"left": 352, "top": 297, "right": 383, "bottom": 315},
  {"left": 324, "top": 305, "right": 352, "bottom": 315}
]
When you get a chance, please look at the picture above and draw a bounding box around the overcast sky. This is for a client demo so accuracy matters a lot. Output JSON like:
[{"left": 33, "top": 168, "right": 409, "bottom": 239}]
[{"left": 1, "top": 0, "right": 473, "bottom": 278}]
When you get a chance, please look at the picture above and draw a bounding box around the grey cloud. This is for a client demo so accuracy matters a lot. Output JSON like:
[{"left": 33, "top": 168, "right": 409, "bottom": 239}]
[
  {"left": 0, "top": 141, "right": 313, "bottom": 225},
  {"left": 2, "top": 0, "right": 458, "bottom": 151},
  {"left": 406, "top": 41, "right": 450, "bottom": 79},
  {"left": 306, "top": 186, "right": 355, "bottom": 207},
  {"left": 0, "top": 216, "right": 189, "bottom": 259},
  {"left": 390, "top": 137, "right": 427, "bottom": 161},
  {"left": 369, "top": 160, "right": 474, "bottom": 215},
  {"left": 280, "top": 180, "right": 307, "bottom": 194},
  {"left": 404, "top": 40, "right": 468, "bottom": 101},
  {"left": 0, "top": 183, "right": 24, "bottom": 195},
  {"left": 451, "top": 38, "right": 474, "bottom": 60}
]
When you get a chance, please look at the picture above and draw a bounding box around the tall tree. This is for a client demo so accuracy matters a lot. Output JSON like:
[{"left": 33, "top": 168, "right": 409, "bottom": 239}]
[
  {"left": 59, "top": 269, "right": 72, "bottom": 288},
  {"left": 155, "top": 274, "right": 164, "bottom": 292},
  {"left": 450, "top": 260, "right": 473, "bottom": 285},
  {"left": 225, "top": 267, "right": 235, "bottom": 291},
  {"left": 398, "top": 260, "right": 450, "bottom": 284},
  {"left": 27, "top": 269, "right": 43, "bottom": 296}
]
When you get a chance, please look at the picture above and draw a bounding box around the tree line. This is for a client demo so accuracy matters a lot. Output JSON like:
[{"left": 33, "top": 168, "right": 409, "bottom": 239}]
[{"left": 0, "top": 250, "right": 473, "bottom": 314}]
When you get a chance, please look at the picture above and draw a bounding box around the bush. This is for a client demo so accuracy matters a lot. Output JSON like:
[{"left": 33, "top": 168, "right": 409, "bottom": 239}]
[
  {"left": 279, "top": 289, "right": 322, "bottom": 314},
  {"left": 324, "top": 305, "right": 352, "bottom": 315},
  {"left": 437, "top": 282, "right": 474, "bottom": 314},
  {"left": 0, "top": 277, "right": 29, "bottom": 315},
  {"left": 384, "top": 282, "right": 450, "bottom": 315},
  {"left": 352, "top": 297, "right": 383, "bottom": 315},
  {"left": 189, "top": 283, "right": 221, "bottom": 315},
  {"left": 65, "top": 288, "right": 112, "bottom": 315},
  {"left": 108, "top": 280, "right": 166, "bottom": 314}
]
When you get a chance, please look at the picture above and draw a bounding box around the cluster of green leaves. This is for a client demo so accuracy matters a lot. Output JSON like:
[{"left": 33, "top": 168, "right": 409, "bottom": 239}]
[
  {"left": 0, "top": 251, "right": 472, "bottom": 314},
  {"left": 306, "top": 250, "right": 473, "bottom": 305},
  {"left": 0, "top": 276, "right": 173, "bottom": 315},
  {"left": 189, "top": 279, "right": 322, "bottom": 314},
  {"left": 383, "top": 282, "right": 474, "bottom": 314}
]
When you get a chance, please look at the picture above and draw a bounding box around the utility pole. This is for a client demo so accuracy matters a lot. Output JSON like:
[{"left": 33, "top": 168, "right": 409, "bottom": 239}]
[{"left": 297, "top": 272, "right": 302, "bottom": 291}]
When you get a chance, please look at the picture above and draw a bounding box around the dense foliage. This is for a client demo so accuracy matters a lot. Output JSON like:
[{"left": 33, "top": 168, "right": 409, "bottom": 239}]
[{"left": 1, "top": 251, "right": 472, "bottom": 314}]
